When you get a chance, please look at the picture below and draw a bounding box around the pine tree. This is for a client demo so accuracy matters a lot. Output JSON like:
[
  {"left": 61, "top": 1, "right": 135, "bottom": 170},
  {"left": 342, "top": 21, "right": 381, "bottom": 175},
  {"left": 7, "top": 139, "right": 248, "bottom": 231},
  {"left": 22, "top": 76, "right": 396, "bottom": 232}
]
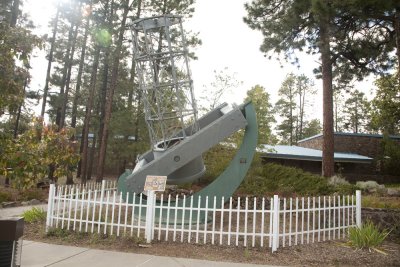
[
  {"left": 245, "top": 85, "right": 276, "bottom": 144},
  {"left": 342, "top": 90, "right": 371, "bottom": 133},
  {"left": 244, "top": 0, "right": 398, "bottom": 176}
]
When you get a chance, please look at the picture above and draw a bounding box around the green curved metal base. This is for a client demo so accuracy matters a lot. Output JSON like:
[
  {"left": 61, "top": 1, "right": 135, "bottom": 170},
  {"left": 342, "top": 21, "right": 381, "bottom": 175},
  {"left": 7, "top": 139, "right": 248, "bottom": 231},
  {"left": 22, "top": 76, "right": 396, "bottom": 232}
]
[
  {"left": 190, "top": 101, "right": 257, "bottom": 206},
  {"left": 117, "top": 101, "right": 257, "bottom": 222}
]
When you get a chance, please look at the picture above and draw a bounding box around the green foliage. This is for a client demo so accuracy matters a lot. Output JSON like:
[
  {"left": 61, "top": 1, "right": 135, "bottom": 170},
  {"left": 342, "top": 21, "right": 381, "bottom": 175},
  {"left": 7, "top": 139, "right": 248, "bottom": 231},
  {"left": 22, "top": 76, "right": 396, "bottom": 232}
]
[
  {"left": 204, "top": 146, "right": 356, "bottom": 196},
  {"left": 343, "top": 90, "right": 371, "bottom": 133},
  {"left": 201, "top": 144, "right": 236, "bottom": 184},
  {"left": 347, "top": 221, "right": 389, "bottom": 250},
  {"left": 0, "top": 190, "right": 13, "bottom": 203},
  {"left": 0, "top": 118, "right": 80, "bottom": 189},
  {"left": 244, "top": 0, "right": 396, "bottom": 78},
  {"left": 302, "top": 119, "right": 322, "bottom": 139},
  {"left": 240, "top": 162, "right": 333, "bottom": 196},
  {"left": 0, "top": 1, "right": 42, "bottom": 115},
  {"left": 22, "top": 207, "right": 46, "bottom": 223},
  {"left": 46, "top": 227, "right": 70, "bottom": 238},
  {"left": 370, "top": 74, "right": 400, "bottom": 134},
  {"left": 380, "top": 135, "right": 400, "bottom": 175},
  {"left": 19, "top": 189, "right": 47, "bottom": 201},
  {"left": 275, "top": 74, "right": 317, "bottom": 144},
  {"left": 362, "top": 195, "right": 400, "bottom": 210},
  {"left": 244, "top": 85, "right": 276, "bottom": 144},
  {"left": 328, "top": 175, "right": 359, "bottom": 195}
]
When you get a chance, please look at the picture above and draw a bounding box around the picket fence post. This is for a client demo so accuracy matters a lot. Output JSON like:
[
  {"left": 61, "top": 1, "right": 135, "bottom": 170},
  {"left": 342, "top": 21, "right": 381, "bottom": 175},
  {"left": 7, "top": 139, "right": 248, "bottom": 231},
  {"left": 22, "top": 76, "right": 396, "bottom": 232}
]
[
  {"left": 356, "top": 190, "right": 362, "bottom": 228},
  {"left": 46, "top": 184, "right": 56, "bottom": 232},
  {"left": 100, "top": 180, "right": 106, "bottom": 199},
  {"left": 272, "top": 195, "right": 280, "bottom": 252},
  {"left": 145, "top": 190, "right": 156, "bottom": 243}
]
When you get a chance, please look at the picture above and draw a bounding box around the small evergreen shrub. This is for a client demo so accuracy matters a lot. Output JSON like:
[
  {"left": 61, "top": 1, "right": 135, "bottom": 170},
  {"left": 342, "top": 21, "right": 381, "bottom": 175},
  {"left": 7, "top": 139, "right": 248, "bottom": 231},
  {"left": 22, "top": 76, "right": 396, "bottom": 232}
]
[
  {"left": 240, "top": 163, "right": 333, "bottom": 196},
  {"left": 0, "top": 191, "right": 13, "bottom": 203},
  {"left": 347, "top": 221, "right": 389, "bottom": 250},
  {"left": 20, "top": 189, "right": 47, "bottom": 201},
  {"left": 328, "top": 175, "right": 349, "bottom": 186},
  {"left": 22, "top": 207, "right": 46, "bottom": 223}
]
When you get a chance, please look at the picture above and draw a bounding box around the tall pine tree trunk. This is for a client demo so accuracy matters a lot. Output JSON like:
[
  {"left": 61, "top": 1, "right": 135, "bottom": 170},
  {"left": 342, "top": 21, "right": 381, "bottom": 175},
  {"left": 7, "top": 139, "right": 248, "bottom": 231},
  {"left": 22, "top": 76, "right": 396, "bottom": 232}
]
[
  {"left": 41, "top": 7, "right": 59, "bottom": 118},
  {"left": 13, "top": 77, "right": 27, "bottom": 139},
  {"left": 320, "top": 21, "right": 335, "bottom": 177},
  {"left": 289, "top": 87, "right": 293, "bottom": 145},
  {"left": 395, "top": 7, "right": 400, "bottom": 79},
  {"left": 97, "top": 50, "right": 110, "bottom": 159},
  {"left": 86, "top": 134, "right": 96, "bottom": 181},
  {"left": 71, "top": 6, "right": 91, "bottom": 129},
  {"left": 55, "top": 20, "right": 75, "bottom": 128},
  {"left": 299, "top": 82, "right": 306, "bottom": 140},
  {"left": 10, "top": 0, "right": 19, "bottom": 27},
  {"left": 73, "top": 9, "right": 90, "bottom": 179},
  {"left": 96, "top": 0, "right": 113, "bottom": 174},
  {"left": 96, "top": 0, "right": 130, "bottom": 181},
  {"left": 80, "top": 47, "right": 100, "bottom": 184},
  {"left": 60, "top": 22, "right": 80, "bottom": 129}
]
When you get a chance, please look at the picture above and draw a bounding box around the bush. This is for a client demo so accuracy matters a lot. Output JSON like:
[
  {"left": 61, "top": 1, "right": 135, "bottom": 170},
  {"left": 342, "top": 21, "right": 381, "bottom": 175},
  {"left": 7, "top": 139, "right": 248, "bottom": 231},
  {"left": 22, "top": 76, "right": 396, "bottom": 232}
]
[
  {"left": 0, "top": 118, "right": 80, "bottom": 189},
  {"left": 240, "top": 162, "right": 333, "bottom": 196},
  {"left": 202, "top": 144, "right": 237, "bottom": 184},
  {"left": 20, "top": 189, "right": 47, "bottom": 201},
  {"left": 0, "top": 190, "right": 13, "bottom": 203},
  {"left": 347, "top": 221, "right": 389, "bottom": 250},
  {"left": 22, "top": 207, "right": 46, "bottom": 223},
  {"left": 328, "top": 175, "right": 349, "bottom": 186}
]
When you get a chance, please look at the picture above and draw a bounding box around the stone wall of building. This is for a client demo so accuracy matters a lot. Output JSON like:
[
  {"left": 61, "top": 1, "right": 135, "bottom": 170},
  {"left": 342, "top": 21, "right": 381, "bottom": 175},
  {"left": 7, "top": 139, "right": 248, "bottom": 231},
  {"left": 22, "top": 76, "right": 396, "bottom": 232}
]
[
  {"left": 297, "top": 136, "right": 324, "bottom": 150},
  {"left": 333, "top": 135, "right": 383, "bottom": 158}
]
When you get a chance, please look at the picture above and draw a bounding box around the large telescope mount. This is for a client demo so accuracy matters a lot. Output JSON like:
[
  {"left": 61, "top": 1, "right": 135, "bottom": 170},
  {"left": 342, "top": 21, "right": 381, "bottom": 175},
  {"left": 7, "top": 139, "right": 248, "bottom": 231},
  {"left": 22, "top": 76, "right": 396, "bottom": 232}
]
[{"left": 118, "top": 15, "right": 258, "bottom": 205}]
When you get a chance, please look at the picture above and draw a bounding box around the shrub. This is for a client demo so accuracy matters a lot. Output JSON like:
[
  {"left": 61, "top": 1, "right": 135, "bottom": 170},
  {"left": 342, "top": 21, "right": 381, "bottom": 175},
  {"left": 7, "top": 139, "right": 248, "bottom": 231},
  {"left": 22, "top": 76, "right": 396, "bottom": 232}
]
[
  {"left": 0, "top": 190, "right": 12, "bottom": 203},
  {"left": 20, "top": 189, "right": 47, "bottom": 201},
  {"left": 347, "top": 221, "right": 389, "bottom": 250},
  {"left": 362, "top": 195, "right": 400, "bottom": 209},
  {"left": 328, "top": 175, "right": 349, "bottom": 186},
  {"left": 240, "top": 162, "right": 333, "bottom": 196},
  {"left": 356, "top": 181, "right": 385, "bottom": 191},
  {"left": 22, "top": 207, "right": 46, "bottom": 223},
  {"left": 0, "top": 118, "right": 80, "bottom": 189},
  {"left": 333, "top": 183, "right": 358, "bottom": 195}
]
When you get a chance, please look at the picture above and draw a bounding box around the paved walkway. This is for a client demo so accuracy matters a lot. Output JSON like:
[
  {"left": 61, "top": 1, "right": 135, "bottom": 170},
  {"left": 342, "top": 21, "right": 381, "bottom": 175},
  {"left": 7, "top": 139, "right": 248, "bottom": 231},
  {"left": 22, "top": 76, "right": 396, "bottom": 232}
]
[
  {"left": 21, "top": 240, "right": 281, "bottom": 267},
  {"left": 2, "top": 205, "right": 282, "bottom": 267},
  {"left": 0, "top": 204, "right": 48, "bottom": 218}
]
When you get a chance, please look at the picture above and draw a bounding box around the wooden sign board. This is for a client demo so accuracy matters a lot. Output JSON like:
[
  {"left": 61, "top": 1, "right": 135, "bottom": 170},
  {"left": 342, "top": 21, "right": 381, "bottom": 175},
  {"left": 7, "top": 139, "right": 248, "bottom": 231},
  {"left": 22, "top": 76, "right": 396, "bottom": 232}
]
[{"left": 144, "top": 175, "right": 167, "bottom": 191}]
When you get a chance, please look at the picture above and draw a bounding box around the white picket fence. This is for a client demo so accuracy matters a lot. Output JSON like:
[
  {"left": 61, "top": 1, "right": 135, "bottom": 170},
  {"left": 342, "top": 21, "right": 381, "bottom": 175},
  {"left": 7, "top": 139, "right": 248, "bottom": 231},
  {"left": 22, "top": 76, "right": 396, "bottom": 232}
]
[{"left": 45, "top": 181, "right": 362, "bottom": 252}]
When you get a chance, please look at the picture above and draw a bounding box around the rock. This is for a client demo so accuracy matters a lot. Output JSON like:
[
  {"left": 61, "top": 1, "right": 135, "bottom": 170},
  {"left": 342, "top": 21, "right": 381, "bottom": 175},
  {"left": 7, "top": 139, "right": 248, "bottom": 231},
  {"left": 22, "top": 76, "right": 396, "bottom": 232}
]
[
  {"left": 29, "top": 199, "right": 41, "bottom": 205},
  {"left": 387, "top": 188, "right": 400, "bottom": 197},
  {"left": 21, "top": 201, "right": 30, "bottom": 206},
  {"left": 1, "top": 201, "right": 17, "bottom": 208}
]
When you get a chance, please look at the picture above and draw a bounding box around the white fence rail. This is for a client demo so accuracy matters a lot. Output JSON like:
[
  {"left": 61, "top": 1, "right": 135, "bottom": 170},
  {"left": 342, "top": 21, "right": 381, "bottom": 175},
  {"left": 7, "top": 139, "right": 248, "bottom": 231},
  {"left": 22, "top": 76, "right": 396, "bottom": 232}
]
[{"left": 46, "top": 181, "right": 361, "bottom": 252}]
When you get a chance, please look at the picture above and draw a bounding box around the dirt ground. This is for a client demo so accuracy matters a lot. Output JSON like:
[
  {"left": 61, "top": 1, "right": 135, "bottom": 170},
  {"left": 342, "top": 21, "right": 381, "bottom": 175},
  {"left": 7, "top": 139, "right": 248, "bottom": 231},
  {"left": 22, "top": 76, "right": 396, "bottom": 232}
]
[{"left": 24, "top": 221, "right": 400, "bottom": 267}]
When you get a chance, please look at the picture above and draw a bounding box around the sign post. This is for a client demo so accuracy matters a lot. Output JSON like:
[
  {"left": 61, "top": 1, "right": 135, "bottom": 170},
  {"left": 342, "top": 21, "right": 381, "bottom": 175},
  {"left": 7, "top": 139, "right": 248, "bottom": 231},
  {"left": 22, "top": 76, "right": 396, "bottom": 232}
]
[{"left": 144, "top": 175, "right": 167, "bottom": 243}]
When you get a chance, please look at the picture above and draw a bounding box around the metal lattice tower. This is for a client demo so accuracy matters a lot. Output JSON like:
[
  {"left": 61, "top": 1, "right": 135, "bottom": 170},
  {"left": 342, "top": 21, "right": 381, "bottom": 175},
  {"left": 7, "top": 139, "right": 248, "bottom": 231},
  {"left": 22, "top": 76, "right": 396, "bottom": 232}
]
[
  {"left": 132, "top": 15, "right": 199, "bottom": 151},
  {"left": 121, "top": 14, "right": 257, "bottom": 195}
]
